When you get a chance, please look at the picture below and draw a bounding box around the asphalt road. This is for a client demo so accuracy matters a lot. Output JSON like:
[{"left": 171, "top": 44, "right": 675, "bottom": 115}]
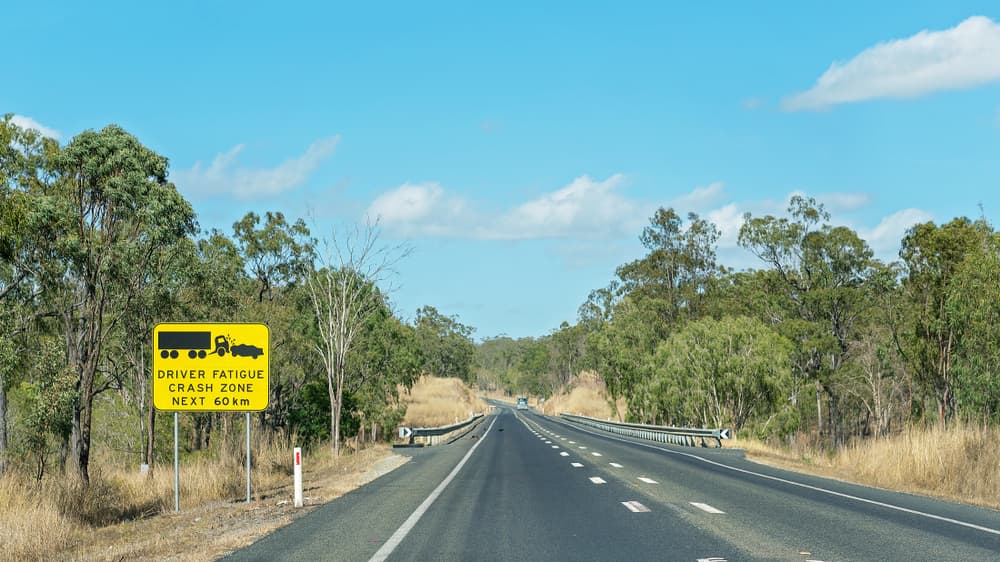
[{"left": 227, "top": 405, "right": 1000, "bottom": 561}]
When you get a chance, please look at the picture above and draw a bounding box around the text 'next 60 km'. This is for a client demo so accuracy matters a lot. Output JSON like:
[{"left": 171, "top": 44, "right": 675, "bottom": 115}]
[{"left": 152, "top": 323, "right": 270, "bottom": 412}]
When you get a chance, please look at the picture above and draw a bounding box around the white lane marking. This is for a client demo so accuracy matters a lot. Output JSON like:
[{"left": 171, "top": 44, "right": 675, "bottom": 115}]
[
  {"left": 589, "top": 477, "right": 607, "bottom": 484},
  {"left": 560, "top": 452, "right": 570, "bottom": 456},
  {"left": 591, "top": 452, "right": 602, "bottom": 457},
  {"left": 551, "top": 445, "right": 560, "bottom": 449},
  {"left": 622, "top": 501, "right": 651, "bottom": 513},
  {"left": 690, "top": 502, "right": 725, "bottom": 514},
  {"left": 368, "top": 416, "right": 496, "bottom": 562},
  {"left": 571, "top": 462, "right": 583, "bottom": 467},
  {"left": 560, "top": 437, "right": 567, "bottom": 441},
  {"left": 638, "top": 477, "right": 658, "bottom": 484},
  {"left": 697, "top": 558, "right": 727, "bottom": 562},
  {"left": 554, "top": 418, "right": 1000, "bottom": 537},
  {"left": 609, "top": 463, "right": 623, "bottom": 468},
  {"left": 579, "top": 446, "right": 587, "bottom": 449},
  {"left": 568, "top": 441, "right": 575, "bottom": 444}
]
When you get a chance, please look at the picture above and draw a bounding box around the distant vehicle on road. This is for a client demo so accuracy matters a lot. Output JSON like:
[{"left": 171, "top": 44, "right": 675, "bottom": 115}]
[{"left": 516, "top": 397, "right": 528, "bottom": 410}]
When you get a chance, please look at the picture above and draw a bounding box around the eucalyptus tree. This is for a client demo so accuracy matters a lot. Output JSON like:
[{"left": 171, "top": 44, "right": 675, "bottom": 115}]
[
  {"left": 232, "top": 212, "right": 315, "bottom": 434},
  {"left": 584, "top": 296, "right": 662, "bottom": 421},
  {"left": 898, "top": 217, "right": 991, "bottom": 424},
  {"left": 548, "top": 321, "right": 587, "bottom": 387},
  {"left": 615, "top": 207, "right": 722, "bottom": 328},
  {"left": 739, "top": 196, "right": 876, "bottom": 442},
  {"left": 642, "top": 316, "right": 793, "bottom": 434},
  {"left": 51, "top": 125, "right": 195, "bottom": 483},
  {"left": 943, "top": 227, "right": 1000, "bottom": 421},
  {"left": 346, "top": 306, "right": 422, "bottom": 443},
  {"left": 415, "top": 305, "right": 476, "bottom": 383},
  {"left": 1, "top": 116, "right": 61, "bottom": 474},
  {"left": 306, "top": 221, "right": 409, "bottom": 456}
]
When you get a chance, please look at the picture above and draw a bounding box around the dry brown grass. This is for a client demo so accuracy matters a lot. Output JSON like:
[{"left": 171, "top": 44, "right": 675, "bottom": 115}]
[
  {"left": 0, "top": 432, "right": 398, "bottom": 561},
  {"left": 540, "top": 371, "right": 625, "bottom": 420},
  {"left": 402, "top": 376, "right": 489, "bottom": 427},
  {"left": 0, "top": 473, "right": 82, "bottom": 561},
  {"left": 735, "top": 423, "right": 1000, "bottom": 510}
]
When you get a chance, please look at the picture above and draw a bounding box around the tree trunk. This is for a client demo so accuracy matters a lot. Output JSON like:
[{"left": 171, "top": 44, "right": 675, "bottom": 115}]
[
  {"left": 0, "top": 379, "right": 7, "bottom": 475},
  {"left": 327, "top": 359, "right": 342, "bottom": 457},
  {"left": 145, "top": 399, "right": 156, "bottom": 474}
]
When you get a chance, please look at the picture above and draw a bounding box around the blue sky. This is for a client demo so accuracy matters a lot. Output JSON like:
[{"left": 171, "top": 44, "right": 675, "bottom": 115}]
[{"left": 6, "top": 1, "right": 1000, "bottom": 338}]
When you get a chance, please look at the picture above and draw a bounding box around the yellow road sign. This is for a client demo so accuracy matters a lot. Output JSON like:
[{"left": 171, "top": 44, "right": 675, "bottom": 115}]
[{"left": 153, "top": 323, "right": 269, "bottom": 412}]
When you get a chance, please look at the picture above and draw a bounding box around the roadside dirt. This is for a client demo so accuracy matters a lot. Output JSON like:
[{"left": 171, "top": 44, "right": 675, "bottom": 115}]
[{"left": 61, "top": 448, "right": 408, "bottom": 561}]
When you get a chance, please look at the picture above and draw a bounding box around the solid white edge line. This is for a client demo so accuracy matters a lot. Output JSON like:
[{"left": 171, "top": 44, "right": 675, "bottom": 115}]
[
  {"left": 554, "top": 418, "right": 1000, "bottom": 536},
  {"left": 368, "top": 416, "right": 497, "bottom": 562}
]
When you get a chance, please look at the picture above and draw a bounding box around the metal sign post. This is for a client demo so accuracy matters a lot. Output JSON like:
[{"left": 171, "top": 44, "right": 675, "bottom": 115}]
[
  {"left": 173, "top": 412, "right": 179, "bottom": 512},
  {"left": 246, "top": 412, "right": 251, "bottom": 503}
]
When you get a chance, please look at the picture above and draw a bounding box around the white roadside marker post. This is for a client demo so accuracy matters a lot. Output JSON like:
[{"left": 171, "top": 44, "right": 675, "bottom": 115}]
[{"left": 293, "top": 447, "right": 303, "bottom": 508}]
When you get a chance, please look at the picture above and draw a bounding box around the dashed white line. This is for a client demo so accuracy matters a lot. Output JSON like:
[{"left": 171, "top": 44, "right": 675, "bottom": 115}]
[
  {"left": 622, "top": 501, "right": 651, "bottom": 513},
  {"left": 551, "top": 445, "right": 560, "bottom": 449},
  {"left": 591, "top": 452, "right": 602, "bottom": 457},
  {"left": 609, "top": 463, "right": 623, "bottom": 468},
  {"left": 579, "top": 446, "right": 587, "bottom": 450},
  {"left": 568, "top": 441, "right": 575, "bottom": 444},
  {"left": 589, "top": 477, "right": 607, "bottom": 484},
  {"left": 571, "top": 462, "right": 583, "bottom": 467},
  {"left": 690, "top": 502, "right": 725, "bottom": 514},
  {"left": 637, "top": 477, "right": 658, "bottom": 484},
  {"left": 554, "top": 417, "right": 1000, "bottom": 537},
  {"left": 560, "top": 452, "right": 569, "bottom": 456}
]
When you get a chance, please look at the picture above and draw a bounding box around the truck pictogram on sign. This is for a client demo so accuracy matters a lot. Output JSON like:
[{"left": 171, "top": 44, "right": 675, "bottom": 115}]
[{"left": 157, "top": 331, "right": 264, "bottom": 359}]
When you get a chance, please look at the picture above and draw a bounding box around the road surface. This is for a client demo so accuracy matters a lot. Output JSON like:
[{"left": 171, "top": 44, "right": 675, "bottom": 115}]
[{"left": 226, "top": 404, "right": 1000, "bottom": 561}]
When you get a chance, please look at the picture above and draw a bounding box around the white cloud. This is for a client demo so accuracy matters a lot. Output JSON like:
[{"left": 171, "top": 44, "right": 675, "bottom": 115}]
[
  {"left": 366, "top": 182, "right": 472, "bottom": 237},
  {"left": 821, "top": 192, "right": 871, "bottom": 212},
  {"left": 369, "top": 174, "right": 645, "bottom": 241},
  {"left": 857, "top": 208, "right": 935, "bottom": 254},
  {"left": 10, "top": 115, "right": 62, "bottom": 140},
  {"left": 672, "top": 182, "right": 725, "bottom": 211},
  {"left": 491, "top": 174, "right": 640, "bottom": 240},
  {"left": 707, "top": 203, "right": 745, "bottom": 249},
  {"left": 783, "top": 16, "right": 1000, "bottom": 111},
  {"left": 367, "top": 178, "right": 924, "bottom": 264},
  {"left": 173, "top": 136, "right": 339, "bottom": 198}
]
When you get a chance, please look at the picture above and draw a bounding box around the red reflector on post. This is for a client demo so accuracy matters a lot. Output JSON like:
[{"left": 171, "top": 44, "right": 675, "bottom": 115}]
[{"left": 295, "top": 451, "right": 301, "bottom": 466}]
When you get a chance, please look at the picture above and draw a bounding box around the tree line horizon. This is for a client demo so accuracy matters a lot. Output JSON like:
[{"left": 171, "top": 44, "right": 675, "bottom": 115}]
[{"left": 3, "top": 116, "right": 998, "bottom": 486}]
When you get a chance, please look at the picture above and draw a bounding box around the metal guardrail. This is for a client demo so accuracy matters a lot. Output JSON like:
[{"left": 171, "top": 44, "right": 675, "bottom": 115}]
[
  {"left": 397, "top": 413, "right": 485, "bottom": 446},
  {"left": 559, "top": 413, "right": 731, "bottom": 448}
]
